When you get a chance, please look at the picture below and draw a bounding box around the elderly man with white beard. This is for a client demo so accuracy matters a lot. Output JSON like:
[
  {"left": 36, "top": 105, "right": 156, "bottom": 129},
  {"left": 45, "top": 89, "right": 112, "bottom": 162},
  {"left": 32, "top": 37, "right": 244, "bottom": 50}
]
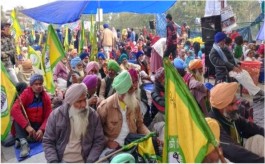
[
  {"left": 187, "top": 59, "right": 209, "bottom": 116},
  {"left": 97, "top": 70, "right": 150, "bottom": 159},
  {"left": 43, "top": 83, "right": 106, "bottom": 163},
  {"left": 209, "top": 82, "right": 264, "bottom": 163}
]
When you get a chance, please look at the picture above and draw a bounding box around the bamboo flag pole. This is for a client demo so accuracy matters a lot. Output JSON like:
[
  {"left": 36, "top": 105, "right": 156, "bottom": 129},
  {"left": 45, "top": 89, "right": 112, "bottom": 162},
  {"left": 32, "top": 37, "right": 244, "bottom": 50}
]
[{"left": 16, "top": 93, "right": 31, "bottom": 126}]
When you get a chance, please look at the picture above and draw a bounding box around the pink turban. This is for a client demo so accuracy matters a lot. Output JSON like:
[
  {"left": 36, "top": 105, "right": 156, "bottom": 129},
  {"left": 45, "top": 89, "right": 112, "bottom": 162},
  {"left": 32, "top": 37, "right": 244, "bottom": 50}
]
[
  {"left": 86, "top": 61, "right": 100, "bottom": 74},
  {"left": 82, "top": 74, "right": 98, "bottom": 90},
  {"left": 128, "top": 68, "right": 138, "bottom": 82},
  {"left": 64, "top": 83, "right": 87, "bottom": 105}
]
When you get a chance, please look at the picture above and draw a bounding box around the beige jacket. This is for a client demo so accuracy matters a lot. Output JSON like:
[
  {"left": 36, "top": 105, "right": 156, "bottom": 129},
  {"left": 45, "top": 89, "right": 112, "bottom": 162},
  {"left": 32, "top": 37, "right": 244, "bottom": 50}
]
[
  {"left": 97, "top": 93, "right": 149, "bottom": 142},
  {"left": 101, "top": 28, "right": 113, "bottom": 47}
]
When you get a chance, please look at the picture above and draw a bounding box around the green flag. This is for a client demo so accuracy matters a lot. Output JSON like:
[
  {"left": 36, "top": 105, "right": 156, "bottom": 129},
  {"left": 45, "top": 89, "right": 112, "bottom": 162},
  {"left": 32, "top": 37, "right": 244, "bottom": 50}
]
[
  {"left": 64, "top": 27, "right": 69, "bottom": 52},
  {"left": 78, "top": 20, "right": 85, "bottom": 53},
  {"left": 28, "top": 46, "right": 41, "bottom": 68},
  {"left": 89, "top": 15, "right": 98, "bottom": 61}
]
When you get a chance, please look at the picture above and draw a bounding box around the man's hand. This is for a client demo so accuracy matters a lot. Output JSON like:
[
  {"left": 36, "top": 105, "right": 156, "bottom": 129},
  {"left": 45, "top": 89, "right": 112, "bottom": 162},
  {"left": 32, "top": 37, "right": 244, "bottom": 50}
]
[
  {"left": 232, "top": 66, "right": 242, "bottom": 73},
  {"left": 107, "top": 140, "right": 120, "bottom": 149},
  {"left": 25, "top": 125, "right": 36, "bottom": 139},
  {"left": 35, "top": 129, "right": 44, "bottom": 141}
]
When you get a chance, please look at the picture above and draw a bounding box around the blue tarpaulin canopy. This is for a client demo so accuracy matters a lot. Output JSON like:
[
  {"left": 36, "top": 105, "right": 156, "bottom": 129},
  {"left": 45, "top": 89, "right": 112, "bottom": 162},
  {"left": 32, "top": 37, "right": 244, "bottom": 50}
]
[{"left": 21, "top": 1, "right": 176, "bottom": 24}]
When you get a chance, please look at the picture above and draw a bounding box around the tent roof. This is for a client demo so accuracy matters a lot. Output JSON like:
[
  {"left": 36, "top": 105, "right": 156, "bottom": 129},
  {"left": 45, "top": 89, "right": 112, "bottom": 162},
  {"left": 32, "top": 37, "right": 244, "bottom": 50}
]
[{"left": 21, "top": 1, "right": 176, "bottom": 24}]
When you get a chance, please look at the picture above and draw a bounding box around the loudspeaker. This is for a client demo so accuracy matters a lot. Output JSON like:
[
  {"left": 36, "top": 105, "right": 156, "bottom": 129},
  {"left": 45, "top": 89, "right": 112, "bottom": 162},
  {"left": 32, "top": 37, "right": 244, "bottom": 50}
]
[
  {"left": 204, "top": 41, "right": 215, "bottom": 77},
  {"left": 201, "top": 15, "right": 222, "bottom": 42},
  {"left": 149, "top": 20, "right": 155, "bottom": 29}
]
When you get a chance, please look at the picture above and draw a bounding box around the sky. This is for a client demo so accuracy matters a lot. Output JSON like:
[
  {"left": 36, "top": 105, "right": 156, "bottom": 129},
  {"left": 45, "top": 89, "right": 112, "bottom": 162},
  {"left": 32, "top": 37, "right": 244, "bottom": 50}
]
[{"left": 1, "top": 0, "right": 55, "bottom": 11}]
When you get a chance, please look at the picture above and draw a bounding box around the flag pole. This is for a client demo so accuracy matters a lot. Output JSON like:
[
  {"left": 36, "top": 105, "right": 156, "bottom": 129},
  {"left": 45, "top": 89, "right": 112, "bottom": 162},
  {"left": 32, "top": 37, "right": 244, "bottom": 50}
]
[
  {"left": 16, "top": 93, "right": 31, "bottom": 126},
  {"left": 214, "top": 146, "right": 226, "bottom": 163}
]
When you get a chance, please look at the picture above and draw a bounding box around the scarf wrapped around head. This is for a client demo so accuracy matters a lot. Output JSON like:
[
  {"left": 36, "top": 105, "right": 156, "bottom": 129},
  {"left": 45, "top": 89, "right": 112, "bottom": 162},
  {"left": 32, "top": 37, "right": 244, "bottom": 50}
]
[
  {"left": 79, "top": 52, "right": 89, "bottom": 60},
  {"left": 64, "top": 83, "right": 87, "bottom": 105},
  {"left": 189, "top": 59, "right": 203, "bottom": 71},
  {"left": 214, "top": 32, "right": 227, "bottom": 43},
  {"left": 22, "top": 59, "right": 33, "bottom": 71},
  {"left": 118, "top": 53, "right": 128, "bottom": 64},
  {"left": 112, "top": 70, "right": 132, "bottom": 94},
  {"left": 82, "top": 74, "right": 98, "bottom": 90},
  {"left": 135, "top": 51, "right": 144, "bottom": 59},
  {"left": 97, "top": 52, "right": 106, "bottom": 60},
  {"left": 205, "top": 118, "right": 220, "bottom": 155},
  {"left": 107, "top": 60, "right": 120, "bottom": 73},
  {"left": 70, "top": 57, "right": 82, "bottom": 69},
  {"left": 173, "top": 58, "right": 187, "bottom": 69},
  {"left": 86, "top": 61, "right": 100, "bottom": 74},
  {"left": 128, "top": 68, "right": 138, "bottom": 82},
  {"left": 210, "top": 82, "right": 238, "bottom": 109}
]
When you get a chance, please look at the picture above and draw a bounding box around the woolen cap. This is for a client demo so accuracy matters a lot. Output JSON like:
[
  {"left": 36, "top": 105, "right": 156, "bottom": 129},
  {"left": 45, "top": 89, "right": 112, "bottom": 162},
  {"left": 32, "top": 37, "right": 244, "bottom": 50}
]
[{"left": 29, "top": 74, "right": 43, "bottom": 86}]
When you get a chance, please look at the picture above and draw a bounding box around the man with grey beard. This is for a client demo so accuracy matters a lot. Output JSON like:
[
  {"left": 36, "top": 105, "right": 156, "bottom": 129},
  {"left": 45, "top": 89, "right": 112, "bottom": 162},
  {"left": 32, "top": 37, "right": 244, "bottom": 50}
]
[
  {"left": 209, "top": 82, "right": 264, "bottom": 163},
  {"left": 97, "top": 70, "right": 149, "bottom": 159},
  {"left": 187, "top": 59, "right": 208, "bottom": 116},
  {"left": 43, "top": 83, "right": 105, "bottom": 163}
]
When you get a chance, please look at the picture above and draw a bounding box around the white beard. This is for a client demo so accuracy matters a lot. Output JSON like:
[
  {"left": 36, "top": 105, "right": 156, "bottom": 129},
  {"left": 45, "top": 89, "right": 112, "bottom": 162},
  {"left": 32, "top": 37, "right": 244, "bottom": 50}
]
[
  {"left": 69, "top": 106, "right": 89, "bottom": 138},
  {"left": 123, "top": 92, "right": 138, "bottom": 111},
  {"left": 78, "top": 70, "right": 85, "bottom": 77},
  {"left": 194, "top": 70, "right": 204, "bottom": 82}
]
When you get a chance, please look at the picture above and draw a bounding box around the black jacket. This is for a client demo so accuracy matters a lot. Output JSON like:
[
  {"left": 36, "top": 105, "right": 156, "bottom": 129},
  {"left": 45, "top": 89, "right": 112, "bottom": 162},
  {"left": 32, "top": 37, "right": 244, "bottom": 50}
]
[
  {"left": 209, "top": 108, "right": 264, "bottom": 163},
  {"left": 209, "top": 46, "right": 237, "bottom": 81}
]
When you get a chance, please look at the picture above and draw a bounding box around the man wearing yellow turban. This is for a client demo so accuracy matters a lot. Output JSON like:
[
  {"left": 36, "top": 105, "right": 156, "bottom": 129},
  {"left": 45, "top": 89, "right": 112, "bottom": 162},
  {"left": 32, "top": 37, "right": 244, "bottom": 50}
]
[{"left": 209, "top": 82, "right": 264, "bottom": 163}]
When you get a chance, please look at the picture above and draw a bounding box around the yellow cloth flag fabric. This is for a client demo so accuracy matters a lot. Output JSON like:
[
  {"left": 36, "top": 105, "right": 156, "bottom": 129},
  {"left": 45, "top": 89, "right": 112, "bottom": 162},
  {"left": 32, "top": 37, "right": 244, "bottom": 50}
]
[
  {"left": 78, "top": 20, "right": 85, "bottom": 53},
  {"left": 1, "top": 62, "right": 17, "bottom": 140},
  {"left": 41, "top": 25, "right": 65, "bottom": 94},
  {"left": 138, "top": 137, "right": 157, "bottom": 160},
  {"left": 163, "top": 60, "right": 218, "bottom": 163},
  {"left": 28, "top": 46, "right": 41, "bottom": 68},
  {"left": 45, "top": 25, "right": 65, "bottom": 70},
  {"left": 89, "top": 15, "right": 98, "bottom": 61},
  {"left": 64, "top": 27, "right": 69, "bottom": 52},
  {"left": 10, "top": 9, "right": 23, "bottom": 54}
]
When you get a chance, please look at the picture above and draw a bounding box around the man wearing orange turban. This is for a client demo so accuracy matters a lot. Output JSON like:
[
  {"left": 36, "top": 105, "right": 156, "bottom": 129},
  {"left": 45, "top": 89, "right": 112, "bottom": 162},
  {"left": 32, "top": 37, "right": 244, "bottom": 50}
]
[
  {"left": 209, "top": 82, "right": 264, "bottom": 163},
  {"left": 185, "top": 59, "right": 208, "bottom": 115}
]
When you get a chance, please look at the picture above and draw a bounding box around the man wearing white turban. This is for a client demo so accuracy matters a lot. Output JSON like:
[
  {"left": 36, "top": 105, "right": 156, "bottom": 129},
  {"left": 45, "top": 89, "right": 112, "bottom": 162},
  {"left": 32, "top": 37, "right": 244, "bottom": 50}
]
[{"left": 43, "top": 83, "right": 105, "bottom": 163}]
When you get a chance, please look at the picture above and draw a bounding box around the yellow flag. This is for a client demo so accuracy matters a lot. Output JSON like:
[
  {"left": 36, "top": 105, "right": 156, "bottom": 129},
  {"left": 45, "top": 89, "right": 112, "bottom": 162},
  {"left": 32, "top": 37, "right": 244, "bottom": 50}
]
[
  {"left": 1, "top": 62, "right": 17, "bottom": 140},
  {"left": 28, "top": 46, "right": 41, "bottom": 68},
  {"left": 163, "top": 60, "right": 218, "bottom": 163},
  {"left": 45, "top": 25, "right": 65, "bottom": 70},
  {"left": 10, "top": 9, "right": 23, "bottom": 54}
]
